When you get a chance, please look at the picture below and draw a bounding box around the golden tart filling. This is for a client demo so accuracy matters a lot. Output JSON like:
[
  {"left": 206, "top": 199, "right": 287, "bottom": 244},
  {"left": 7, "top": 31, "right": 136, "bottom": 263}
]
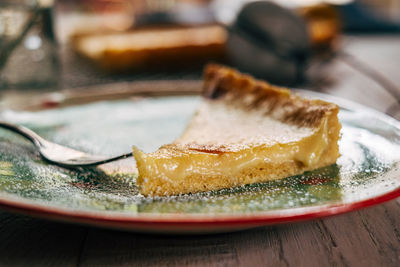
[{"left": 133, "top": 65, "right": 341, "bottom": 196}]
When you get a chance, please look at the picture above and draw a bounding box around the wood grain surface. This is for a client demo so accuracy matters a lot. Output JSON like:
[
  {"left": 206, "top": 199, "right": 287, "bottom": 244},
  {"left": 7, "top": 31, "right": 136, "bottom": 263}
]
[{"left": 0, "top": 35, "right": 399, "bottom": 267}]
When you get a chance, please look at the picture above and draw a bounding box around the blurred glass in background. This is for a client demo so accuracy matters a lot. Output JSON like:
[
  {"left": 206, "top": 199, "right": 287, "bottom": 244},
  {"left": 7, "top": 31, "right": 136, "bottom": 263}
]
[{"left": 0, "top": 0, "right": 59, "bottom": 89}]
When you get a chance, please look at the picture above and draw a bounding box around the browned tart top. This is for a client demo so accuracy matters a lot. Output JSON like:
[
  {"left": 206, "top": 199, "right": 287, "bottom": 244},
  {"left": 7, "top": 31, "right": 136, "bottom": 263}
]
[
  {"left": 157, "top": 64, "right": 340, "bottom": 154},
  {"left": 202, "top": 64, "right": 338, "bottom": 128}
]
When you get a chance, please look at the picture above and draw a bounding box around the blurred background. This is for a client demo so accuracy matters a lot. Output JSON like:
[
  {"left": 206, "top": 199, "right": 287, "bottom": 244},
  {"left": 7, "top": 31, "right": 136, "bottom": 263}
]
[{"left": 0, "top": 0, "right": 399, "bottom": 113}]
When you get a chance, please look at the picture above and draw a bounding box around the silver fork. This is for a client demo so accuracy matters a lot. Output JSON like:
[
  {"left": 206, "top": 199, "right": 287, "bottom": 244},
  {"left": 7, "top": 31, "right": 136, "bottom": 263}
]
[{"left": 0, "top": 121, "right": 132, "bottom": 168}]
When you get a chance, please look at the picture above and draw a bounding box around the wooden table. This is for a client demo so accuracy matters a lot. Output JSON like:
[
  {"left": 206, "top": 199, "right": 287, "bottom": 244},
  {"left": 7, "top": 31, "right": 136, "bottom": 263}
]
[{"left": 0, "top": 35, "right": 399, "bottom": 267}]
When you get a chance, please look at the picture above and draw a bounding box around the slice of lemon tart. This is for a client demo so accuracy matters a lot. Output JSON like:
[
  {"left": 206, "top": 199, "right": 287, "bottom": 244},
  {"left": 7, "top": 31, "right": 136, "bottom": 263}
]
[{"left": 133, "top": 65, "right": 341, "bottom": 196}]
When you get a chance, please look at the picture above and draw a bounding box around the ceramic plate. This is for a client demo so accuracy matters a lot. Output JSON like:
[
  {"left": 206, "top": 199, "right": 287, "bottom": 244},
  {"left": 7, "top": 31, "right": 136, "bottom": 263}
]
[{"left": 0, "top": 90, "right": 399, "bottom": 233}]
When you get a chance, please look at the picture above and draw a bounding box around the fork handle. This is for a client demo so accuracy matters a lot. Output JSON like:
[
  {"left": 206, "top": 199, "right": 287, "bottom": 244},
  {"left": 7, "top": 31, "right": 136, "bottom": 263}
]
[{"left": 0, "top": 121, "right": 45, "bottom": 147}]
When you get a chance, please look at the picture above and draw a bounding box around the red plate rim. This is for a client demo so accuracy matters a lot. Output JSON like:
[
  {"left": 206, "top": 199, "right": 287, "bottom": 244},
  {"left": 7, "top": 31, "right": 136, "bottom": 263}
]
[{"left": 0, "top": 187, "right": 399, "bottom": 232}]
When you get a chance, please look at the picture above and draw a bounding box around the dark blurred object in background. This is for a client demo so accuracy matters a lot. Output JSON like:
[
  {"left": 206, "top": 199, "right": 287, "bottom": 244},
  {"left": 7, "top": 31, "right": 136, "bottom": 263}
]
[
  {"left": 337, "top": 0, "right": 400, "bottom": 33},
  {"left": 227, "top": 1, "right": 310, "bottom": 86}
]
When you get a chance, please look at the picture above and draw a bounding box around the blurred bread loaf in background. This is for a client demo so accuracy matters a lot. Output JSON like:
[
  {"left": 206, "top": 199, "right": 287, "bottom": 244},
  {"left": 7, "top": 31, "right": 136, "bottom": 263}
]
[{"left": 72, "top": 25, "right": 227, "bottom": 72}]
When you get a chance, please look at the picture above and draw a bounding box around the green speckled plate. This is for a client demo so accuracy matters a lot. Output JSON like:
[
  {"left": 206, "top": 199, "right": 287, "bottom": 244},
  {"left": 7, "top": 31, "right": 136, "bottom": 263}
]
[{"left": 0, "top": 90, "right": 399, "bottom": 233}]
